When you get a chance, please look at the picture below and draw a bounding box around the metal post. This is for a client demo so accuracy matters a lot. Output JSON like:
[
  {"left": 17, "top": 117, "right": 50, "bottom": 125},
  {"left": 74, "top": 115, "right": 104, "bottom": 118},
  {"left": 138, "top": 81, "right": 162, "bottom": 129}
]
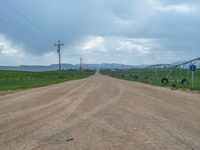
[{"left": 192, "top": 71, "right": 194, "bottom": 89}]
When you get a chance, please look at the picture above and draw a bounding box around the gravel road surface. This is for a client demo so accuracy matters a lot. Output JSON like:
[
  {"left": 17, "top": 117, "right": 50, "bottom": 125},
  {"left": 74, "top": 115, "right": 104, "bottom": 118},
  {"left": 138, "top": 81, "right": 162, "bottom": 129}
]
[{"left": 0, "top": 72, "right": 200, "bottom": 150}]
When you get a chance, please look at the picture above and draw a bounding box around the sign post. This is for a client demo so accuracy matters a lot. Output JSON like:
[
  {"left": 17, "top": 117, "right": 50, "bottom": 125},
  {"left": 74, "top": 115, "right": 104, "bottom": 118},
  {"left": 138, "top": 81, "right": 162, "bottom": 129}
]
[{"left": 190, "top": 64, "right": 196, "bottom": 89}]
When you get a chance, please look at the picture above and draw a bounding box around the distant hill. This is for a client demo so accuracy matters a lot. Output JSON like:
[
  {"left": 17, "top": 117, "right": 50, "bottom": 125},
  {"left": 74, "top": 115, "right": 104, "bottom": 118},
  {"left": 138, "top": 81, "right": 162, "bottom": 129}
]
[{"left": 0, "top": 63, "right": 136, "bottom": 72}]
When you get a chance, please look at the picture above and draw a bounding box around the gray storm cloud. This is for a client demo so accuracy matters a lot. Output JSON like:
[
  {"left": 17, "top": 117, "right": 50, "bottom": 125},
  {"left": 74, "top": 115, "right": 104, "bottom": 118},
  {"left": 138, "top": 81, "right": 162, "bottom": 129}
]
[{"left": 0, "top": 0, "right": 199, "bottom": 65}]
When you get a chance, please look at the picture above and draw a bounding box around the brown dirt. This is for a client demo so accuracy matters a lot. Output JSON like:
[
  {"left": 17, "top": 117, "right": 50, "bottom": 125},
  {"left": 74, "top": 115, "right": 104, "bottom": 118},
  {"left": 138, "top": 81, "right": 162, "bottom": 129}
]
[{"left": 0, "top": 72, "right": 200, "bottom": 150}]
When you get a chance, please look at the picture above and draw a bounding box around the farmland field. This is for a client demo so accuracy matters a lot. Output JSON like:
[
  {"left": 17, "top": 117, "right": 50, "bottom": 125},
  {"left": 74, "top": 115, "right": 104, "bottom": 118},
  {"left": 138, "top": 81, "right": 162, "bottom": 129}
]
[
  {"left": 100, "top": 68, "right": 200, "bottom": 91},
  {"left": 0, "top": 70, "right": 95, "bottom": 91}
]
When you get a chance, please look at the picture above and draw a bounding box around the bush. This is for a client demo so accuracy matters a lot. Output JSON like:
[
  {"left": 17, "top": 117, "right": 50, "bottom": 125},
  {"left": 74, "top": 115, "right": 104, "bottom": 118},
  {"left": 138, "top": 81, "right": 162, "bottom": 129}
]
[{"left": 171, "top": 83, "right": 176, "bottom": 88}]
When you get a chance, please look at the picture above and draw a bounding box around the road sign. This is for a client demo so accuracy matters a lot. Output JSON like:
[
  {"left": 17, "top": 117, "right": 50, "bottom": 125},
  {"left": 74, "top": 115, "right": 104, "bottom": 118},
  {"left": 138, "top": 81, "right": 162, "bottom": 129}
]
[{"left": 190, "top": 64, "right": 196, "bottom": 71}]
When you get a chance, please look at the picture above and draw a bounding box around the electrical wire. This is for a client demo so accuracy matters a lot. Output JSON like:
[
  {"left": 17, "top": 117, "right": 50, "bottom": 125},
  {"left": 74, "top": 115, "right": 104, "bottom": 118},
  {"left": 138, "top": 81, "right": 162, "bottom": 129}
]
[
  {"left": 0, "top": 0, "right": 59, "bottom": 44},
  {"left": 0, "top": 9, "right": 53, "bottom": 44},
  {"left": 2, "top": 0, "right": 59, "bottom": 42}
]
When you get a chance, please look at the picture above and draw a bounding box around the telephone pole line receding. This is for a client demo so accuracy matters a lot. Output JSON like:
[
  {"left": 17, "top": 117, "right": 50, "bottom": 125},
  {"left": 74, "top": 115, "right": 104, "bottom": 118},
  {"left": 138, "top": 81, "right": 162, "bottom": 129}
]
[{"left": 55, "top": 40, "right": 64, "bottom": 71}]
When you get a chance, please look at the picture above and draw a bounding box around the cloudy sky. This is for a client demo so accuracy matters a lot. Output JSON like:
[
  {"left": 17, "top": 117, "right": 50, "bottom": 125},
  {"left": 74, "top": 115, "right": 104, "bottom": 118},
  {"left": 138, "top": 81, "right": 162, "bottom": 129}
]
[{"left": 0, "top": 0, "right": 200, "bottom": 66}]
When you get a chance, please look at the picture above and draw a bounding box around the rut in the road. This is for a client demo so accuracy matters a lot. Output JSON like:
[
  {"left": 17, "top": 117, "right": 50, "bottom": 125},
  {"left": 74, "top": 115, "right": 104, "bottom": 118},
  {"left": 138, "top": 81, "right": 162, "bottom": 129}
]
[{"left": 0, "top": 82, "right": 93, "bottom": 141}]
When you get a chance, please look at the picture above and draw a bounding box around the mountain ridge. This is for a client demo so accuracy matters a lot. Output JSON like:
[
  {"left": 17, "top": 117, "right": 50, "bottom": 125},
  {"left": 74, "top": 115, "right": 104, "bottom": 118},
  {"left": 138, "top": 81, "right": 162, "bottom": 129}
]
[{"left": 0, "top": 63, "right": 137, "bottom": 72}]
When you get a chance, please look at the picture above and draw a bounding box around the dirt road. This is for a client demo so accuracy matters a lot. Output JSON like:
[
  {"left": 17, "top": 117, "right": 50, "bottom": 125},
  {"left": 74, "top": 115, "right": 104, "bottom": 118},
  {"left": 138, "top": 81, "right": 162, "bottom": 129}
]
[{"left": 0, "top": 72, "right": 200, "bottom": 150}]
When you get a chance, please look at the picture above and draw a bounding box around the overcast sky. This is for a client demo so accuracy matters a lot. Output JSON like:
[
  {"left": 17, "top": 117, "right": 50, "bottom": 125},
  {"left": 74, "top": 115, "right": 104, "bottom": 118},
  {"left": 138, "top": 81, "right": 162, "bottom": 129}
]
[{"left": 0, "top": 0, "right": 200, "bottom": 66}]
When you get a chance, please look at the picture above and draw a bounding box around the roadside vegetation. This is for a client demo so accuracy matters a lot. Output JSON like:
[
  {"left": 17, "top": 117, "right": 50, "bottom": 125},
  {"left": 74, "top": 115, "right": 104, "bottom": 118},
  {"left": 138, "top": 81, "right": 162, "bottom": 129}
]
[
  {"left": 100, "top": 68, "right": 200, "bottom": 91},
  {"left": 0, "top": 70, "right": 95, "bottom": 91}
]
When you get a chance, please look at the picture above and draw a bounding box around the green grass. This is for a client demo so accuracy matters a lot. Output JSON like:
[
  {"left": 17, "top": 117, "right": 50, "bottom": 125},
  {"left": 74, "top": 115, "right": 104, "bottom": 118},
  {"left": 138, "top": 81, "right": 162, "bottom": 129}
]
[
  {"left": 100, "top": 68, "right": 200, "bottom": 91},
  {"left": 0, "top": 70, "right": 95, "bottom": 91}
]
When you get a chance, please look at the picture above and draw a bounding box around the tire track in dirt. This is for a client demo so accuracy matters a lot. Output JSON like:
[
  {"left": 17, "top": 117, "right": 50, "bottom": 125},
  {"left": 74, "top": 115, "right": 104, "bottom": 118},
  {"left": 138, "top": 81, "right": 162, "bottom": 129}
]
[
  {"left": 125, "top": 86, "right": 200, "bottom": 119},
  {"left": 32, "top": 83, "right": 100, "bottom": 138},
  {"left": 0, "top": 82, "right": 99, "bottom": 149},
  {"left": 0, "top": 81, "right": 94, "bottom": 145},
  {"left": 31, "top": 83, "right": 125, "bottom": 144},
  {"left": 115, "top": 86, "right": 200, "bottom": 149},
  {"left": 0, "top": 77, "right": 91, "bottom": 109},
  {"left": 0, "top": 81, "right": 88, "bottom": 124}
]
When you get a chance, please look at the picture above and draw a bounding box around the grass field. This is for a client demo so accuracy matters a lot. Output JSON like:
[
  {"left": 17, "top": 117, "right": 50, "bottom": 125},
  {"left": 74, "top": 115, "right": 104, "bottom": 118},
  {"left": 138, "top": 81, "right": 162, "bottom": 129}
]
[
  {"left": 101, "top": 68, "right": 200, "bottom": 91},
  {"left": 0, "top": 70, "right": 95, "bottom": 91}
]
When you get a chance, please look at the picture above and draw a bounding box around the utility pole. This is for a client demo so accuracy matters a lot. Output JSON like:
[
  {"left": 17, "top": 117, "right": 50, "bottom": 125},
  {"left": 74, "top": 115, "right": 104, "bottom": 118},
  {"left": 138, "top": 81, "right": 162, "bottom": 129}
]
[
  {"left": 80, "top": 57, "right": 83, "bottom": 71},
  {"left": 55, "top": 40, "right": 64, "bottom": 71}
]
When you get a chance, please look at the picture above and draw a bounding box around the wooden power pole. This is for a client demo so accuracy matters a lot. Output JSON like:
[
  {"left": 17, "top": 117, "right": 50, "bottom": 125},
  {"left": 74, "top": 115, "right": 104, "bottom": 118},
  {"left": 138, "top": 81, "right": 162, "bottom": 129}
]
[
  {"left": 80, "top": 57, "right": 83, "bottom": 71},
  {"left": 55, "top": 40, "right": 64, "bottom": 71}
]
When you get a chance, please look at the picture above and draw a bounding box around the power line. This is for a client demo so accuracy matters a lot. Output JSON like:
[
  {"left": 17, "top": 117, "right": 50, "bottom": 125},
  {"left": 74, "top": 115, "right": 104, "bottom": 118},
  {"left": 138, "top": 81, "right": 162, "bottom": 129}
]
[
  {"left": 0, "top": 1, "right": 53, "bottom": 43},
  {"left": 2, "top": 0, "right": 58, "bottom": 42},
  {"left": 0, "top": 10, "right": 52, "bottom": 43},
  {"left": 0, "top": 0, "right": 65, "bottom": 66}
]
